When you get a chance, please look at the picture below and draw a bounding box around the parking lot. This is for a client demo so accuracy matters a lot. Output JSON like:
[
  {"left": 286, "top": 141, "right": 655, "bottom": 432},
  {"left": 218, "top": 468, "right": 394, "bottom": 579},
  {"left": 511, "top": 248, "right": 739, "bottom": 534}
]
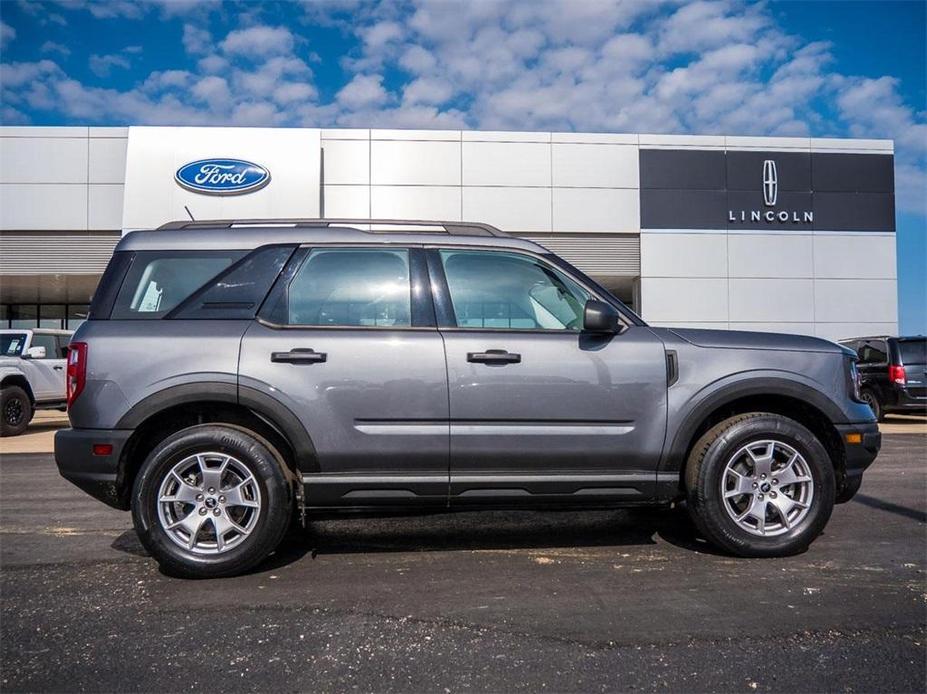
[{"left": 1, "top": 426, "right": 925, "bottom": 692}]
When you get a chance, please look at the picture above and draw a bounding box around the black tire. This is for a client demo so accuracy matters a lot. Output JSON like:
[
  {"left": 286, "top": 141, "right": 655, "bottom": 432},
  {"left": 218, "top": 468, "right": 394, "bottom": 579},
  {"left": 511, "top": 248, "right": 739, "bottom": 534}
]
[
  {"left": 131, "top": 424, "right": 293, "bottom": 579},
  {"left": 860, "top": 389, "right": 883, "bottom": 422},
  {"left": 1, "top": 386, "right": 33, "bottom": 437},
  {"left": 685, "top": 412, "right": 835, "bottom": 557}
]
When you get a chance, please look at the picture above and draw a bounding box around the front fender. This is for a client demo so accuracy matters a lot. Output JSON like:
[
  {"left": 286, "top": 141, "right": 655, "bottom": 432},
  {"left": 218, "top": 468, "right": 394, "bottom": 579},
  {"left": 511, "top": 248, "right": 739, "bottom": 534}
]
[{"left": 660, "top": 370, "right": 850, "bottom": 476}]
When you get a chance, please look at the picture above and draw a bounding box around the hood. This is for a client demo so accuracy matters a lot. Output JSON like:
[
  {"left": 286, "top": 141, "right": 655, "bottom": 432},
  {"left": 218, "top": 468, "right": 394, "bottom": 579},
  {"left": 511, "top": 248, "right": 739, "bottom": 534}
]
[
  {"left": 0, "top": 356, "right": 26, "bottom": 369},
  {"left": 656, "top": 327, "right": 854, "bottom": 356}
]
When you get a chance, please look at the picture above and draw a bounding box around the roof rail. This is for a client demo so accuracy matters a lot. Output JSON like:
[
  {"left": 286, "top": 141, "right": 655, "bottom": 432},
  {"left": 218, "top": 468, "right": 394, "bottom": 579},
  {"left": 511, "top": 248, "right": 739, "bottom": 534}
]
[{"left": 156, "top": 218, "right": 508, "bottom": 237}]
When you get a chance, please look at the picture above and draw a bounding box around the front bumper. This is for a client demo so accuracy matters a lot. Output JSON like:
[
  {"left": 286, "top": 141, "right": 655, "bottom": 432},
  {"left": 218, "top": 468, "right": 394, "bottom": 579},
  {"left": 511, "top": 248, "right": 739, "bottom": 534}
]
[
  {"left": 55, "top": 428, "right": 133, "bottom": 510},
  {"left": 833, "top": 421, "right": 880, "bottom": 503}
]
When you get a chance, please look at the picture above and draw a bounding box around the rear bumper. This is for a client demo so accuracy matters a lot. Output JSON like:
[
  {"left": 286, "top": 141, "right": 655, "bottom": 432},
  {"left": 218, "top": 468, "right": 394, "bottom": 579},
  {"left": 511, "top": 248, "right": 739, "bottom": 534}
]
[
  {"left": 55, "top": 428, "right": 132, "bottom": 510},
  {"left": 887, "top": 389, "right": 927, "bottom": 412}
]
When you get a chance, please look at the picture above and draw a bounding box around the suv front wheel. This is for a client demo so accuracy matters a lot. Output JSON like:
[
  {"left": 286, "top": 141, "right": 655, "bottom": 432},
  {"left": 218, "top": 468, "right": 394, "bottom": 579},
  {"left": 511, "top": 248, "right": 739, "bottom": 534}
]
[
  {"left": 132, "top": 425, "right": 293, "bottom": 578},
  {"left": 685, "top": 413, "right": 835, "bottom": 557}
]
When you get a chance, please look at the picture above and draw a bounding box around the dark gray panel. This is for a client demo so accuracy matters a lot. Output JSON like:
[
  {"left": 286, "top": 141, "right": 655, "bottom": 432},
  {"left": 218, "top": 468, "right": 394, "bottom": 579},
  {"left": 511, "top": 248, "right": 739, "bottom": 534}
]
[
  {"left": 813, "top": 192, "right": 895, "bottom": 231},
  {"left": 640, "top": 189, "right": 727, "bottom": 229},
  {"left": 639, "top": 149, "right": 726, "bottom": 190},
  {"left": 727, "top": 191, "right": 814, "bottom": 230},
  {"left": 726, "top": 151, "right": 811, "bottom": 192},
  {"left": 812, "top": 153, "right": 895, "bottom": 193}
]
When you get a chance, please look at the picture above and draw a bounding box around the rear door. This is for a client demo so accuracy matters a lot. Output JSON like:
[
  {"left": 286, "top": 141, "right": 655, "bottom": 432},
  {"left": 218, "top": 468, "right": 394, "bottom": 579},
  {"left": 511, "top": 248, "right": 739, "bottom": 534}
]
[
  {"left": 239, "top": 246, "right": 449, "bottom": 507},
  {"left": 896, "top": 338, "right": 927, "bottom": 399},
  {"left": 431, "top": 248, "right": 668, "bottom": 505}
]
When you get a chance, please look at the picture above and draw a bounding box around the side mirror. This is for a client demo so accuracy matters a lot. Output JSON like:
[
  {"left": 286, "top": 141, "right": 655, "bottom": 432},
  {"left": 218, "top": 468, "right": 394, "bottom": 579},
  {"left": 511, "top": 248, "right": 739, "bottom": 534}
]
[
  {"left": 582, "top": 299, "right": 623, "bottom": 334},
  {"left": 24, "top": 346, "right": 46, "bottom": 359}
]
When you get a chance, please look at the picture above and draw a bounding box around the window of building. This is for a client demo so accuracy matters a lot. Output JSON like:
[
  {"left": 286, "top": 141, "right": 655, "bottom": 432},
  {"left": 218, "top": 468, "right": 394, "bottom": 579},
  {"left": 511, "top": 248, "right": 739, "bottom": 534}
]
[
  {"left": 9, "top": 305, "right": 38, "bottom": 329},
  {"left": 67, "top": 304, "right": 89, "bottom": 331},
  {"left": 439, "top": 250, "right": 589, "bottom": 330},
  {"left": 39, "top": 304, "right": 65, "bottom": 329},
  {"left": 286, "top": 248, "right": 412, "bottom": 327}
]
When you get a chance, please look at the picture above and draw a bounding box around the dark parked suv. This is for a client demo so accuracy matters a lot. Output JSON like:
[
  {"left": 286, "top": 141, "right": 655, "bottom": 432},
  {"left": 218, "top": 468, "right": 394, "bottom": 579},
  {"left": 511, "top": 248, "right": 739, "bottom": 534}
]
[
  {"left": 838, "top": 336, "right": 927, "bottom": 421},
  {"left": 56, "top": 219, "right": 880, "bottom": 578}
]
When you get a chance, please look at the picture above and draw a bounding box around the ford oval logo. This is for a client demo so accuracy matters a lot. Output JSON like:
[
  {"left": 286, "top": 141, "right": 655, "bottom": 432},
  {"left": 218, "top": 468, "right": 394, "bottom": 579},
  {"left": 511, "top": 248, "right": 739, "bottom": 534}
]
[{"left": 174, "top": 158, "right": 270, "bottom": 195}]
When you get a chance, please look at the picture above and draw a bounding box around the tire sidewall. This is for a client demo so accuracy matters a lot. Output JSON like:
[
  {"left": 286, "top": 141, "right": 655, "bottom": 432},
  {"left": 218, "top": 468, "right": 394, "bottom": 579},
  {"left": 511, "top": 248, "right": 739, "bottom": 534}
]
[
  {"left": 693, "top": 415, "right": 835, "bottom": 557},
  {"left": 1, "top": 386, "right": 32, "bottom": 437},
  {"left": 132, "top": 425, "right": 292, "bottom": 578}
]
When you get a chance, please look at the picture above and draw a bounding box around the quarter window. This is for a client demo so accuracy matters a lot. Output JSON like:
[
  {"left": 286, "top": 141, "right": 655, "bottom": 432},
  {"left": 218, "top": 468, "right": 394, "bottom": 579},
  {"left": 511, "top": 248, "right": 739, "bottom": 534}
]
[
  {"left": 858, "top": 340, "right": 888, "bottom": 364},
  {"left": 439, "top": 250, "right": 590, "bottom": 331},
  {"left": 286, "top": 248, "right": 412, "bottom": 327}
]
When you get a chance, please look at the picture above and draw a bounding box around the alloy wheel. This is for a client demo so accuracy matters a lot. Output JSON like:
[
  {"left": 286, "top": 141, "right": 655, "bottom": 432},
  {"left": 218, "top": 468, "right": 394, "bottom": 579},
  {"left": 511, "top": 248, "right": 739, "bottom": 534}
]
[
  {"left": 720, "top": 439, "right": 814, "bottom": 537},
  {"left": 157, "top": 452, "right": 262, "bottom": 554}
]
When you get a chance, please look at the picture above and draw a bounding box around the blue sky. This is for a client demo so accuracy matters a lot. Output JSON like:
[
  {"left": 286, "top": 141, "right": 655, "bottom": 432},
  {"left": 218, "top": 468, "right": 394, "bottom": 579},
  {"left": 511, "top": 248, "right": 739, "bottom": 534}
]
[{"left": 1, "top": 0, "right": 925, "bottom": 333}]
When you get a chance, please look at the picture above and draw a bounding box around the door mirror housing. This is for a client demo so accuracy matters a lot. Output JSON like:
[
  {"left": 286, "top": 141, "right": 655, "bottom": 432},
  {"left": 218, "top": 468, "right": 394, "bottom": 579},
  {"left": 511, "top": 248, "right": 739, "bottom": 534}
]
[
  {"left": 24, "top": 346, "right": 46, "bottom": 359},
  {"left": 582, "top": 299, "right": 623, "bottom": 334}
]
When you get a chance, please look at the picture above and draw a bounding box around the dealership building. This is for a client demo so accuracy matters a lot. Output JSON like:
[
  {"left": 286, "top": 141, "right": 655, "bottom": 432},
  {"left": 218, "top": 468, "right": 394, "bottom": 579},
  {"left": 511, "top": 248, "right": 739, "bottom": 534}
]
[{"left": 0, "top": 125, "right": 898, "bottom": 339}]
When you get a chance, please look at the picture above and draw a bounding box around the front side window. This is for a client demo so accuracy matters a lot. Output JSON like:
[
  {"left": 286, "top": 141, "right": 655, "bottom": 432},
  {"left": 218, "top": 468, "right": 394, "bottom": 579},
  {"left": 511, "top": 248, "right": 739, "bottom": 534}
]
[
  {"left": 29, "top": 334, "right": 57, "bottom": 358},
  {"left": 285, "top": 248, "right": 412, "bottom": 327},
  {"left": 111, "top": 251, "right": 245, "bottom": 319},
  {"left": 439, "top": 250, "right": 590, "bottom": 330}
]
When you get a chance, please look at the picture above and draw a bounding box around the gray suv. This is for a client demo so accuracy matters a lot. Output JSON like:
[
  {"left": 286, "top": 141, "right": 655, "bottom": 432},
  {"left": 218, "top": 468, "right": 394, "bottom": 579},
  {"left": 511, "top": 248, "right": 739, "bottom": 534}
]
[{"left": 55, "top": 219, "right": 880, "bottom": 578}]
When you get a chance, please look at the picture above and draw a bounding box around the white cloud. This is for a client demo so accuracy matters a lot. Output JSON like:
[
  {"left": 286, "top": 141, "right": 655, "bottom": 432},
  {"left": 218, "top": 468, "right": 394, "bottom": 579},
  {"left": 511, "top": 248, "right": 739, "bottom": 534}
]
[
  {"left": 0, "top": 21, "right": 15, "bottom": 48},
  {"left": 336, "top": 74, "right": 388, "bottom": 110},
  {"left": 402, "top": 76, "right": 453, "bottom": 105},
  {"left": 221, "top": 25, "right": 295, "bottom": 58},
  {"left": 88, "top": 53, "right": 131, "bottom": 77},
  {"left": 182, "top": 24, "right": 211, "bottom": 56}
]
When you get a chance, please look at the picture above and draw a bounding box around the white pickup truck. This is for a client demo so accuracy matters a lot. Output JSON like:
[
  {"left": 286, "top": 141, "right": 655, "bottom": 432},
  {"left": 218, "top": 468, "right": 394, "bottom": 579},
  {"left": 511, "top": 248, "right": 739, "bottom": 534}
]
[{"left": 1, "top": 329, "right": 73, "bottom": 436}]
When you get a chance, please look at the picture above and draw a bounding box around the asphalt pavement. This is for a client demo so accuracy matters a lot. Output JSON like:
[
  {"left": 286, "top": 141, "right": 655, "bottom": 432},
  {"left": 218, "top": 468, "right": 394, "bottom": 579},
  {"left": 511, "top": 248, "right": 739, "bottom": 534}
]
[{"left": 1, "top": 434, "right": 925, "bottom": 692}]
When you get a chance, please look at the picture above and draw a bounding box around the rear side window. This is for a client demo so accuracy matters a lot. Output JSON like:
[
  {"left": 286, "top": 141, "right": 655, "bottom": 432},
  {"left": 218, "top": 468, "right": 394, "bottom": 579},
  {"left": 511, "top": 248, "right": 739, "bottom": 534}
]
[
  {"left": 170, "top": 246, "right": 295, "bottom": 320},
  {"left": 898, "top": 339, "right": 926, "bottom": 365},
  {"left": 110, "top": 251, "right": 245, "bottom": 319},
  {"left": 278, "top": 248, "right": 412, "bottom": 327},
  {"left": 858, "top": 340, "right": 888, "bottom": 365}
]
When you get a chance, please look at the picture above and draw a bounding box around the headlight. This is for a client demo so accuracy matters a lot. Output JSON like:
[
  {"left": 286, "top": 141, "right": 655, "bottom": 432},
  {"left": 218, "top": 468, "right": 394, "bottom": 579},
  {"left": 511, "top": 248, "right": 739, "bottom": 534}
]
[{"left": 847, "top": 358, "right": 863, "bottom": 402}]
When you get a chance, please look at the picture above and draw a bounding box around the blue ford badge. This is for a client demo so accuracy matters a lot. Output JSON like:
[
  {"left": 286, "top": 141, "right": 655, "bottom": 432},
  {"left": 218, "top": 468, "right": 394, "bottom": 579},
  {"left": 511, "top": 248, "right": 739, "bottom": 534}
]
[{"left": 174, "top": 159, "right": 270, "bottom": 195}]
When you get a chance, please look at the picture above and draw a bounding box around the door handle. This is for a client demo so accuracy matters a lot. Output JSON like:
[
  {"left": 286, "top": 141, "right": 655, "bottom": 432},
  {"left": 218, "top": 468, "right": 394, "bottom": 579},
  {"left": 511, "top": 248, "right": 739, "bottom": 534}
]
[
  {"left": 271, "top": 349, "right": 327, "bottom": 364},
  {"left": 53, "top": 365, "right": 64, "bottom": 370},
  {"left": 467, "top": 349, "right": 521, "bottom": 364}
]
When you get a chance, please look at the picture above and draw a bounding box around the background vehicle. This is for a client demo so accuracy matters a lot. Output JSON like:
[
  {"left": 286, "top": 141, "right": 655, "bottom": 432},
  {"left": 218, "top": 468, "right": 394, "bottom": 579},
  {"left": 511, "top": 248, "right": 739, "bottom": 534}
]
[
  {"left": 55, "top": 219, "right": 879, "bottom": 578},
  {"left": 1, "top": 329, "right": 72, "bottom": 436},
  {"left": 839, "top": 336, "right": 927, "bottom": 421}
]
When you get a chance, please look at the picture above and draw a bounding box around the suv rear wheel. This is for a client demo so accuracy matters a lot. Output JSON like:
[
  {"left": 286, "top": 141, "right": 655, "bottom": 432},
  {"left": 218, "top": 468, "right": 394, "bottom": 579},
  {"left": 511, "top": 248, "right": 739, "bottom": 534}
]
[
  {"left": 132, "top": 425, "right": 293, "bottom": 578},
  {"left": 1, "top": 385, "right": 32, "bottom": 437},
  {"left": 685, "top": 413, "right": 835, "bottom": 557}
]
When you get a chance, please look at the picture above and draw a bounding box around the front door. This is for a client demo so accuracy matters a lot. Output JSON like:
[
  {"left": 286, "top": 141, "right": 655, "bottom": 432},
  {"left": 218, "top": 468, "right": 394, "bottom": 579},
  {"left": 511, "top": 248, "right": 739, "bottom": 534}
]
[
  {"left": 239, "top": 246, "right": 449, "bottom": 507},
  {"left": 431, "top": 248, "right": 668, "bottom": 505},
  {"left": 25, "top": 333, "right": 66, "bottom": 401}
]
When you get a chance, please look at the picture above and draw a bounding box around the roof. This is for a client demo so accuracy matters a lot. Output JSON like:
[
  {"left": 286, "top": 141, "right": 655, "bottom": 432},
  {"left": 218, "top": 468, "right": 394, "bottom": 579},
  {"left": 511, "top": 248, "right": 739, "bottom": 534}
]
[{"left": 118, "top": 219, "right": 548, "bottom": 254}]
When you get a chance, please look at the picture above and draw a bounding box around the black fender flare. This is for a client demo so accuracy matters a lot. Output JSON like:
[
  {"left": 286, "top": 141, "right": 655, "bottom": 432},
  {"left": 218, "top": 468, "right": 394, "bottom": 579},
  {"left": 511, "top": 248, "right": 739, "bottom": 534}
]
[
  {"left": 660, "top": 375, "right": 847, "bottom": 476},
  {"left": 116, "top": 382, "right": 318, "bottom": 473}
]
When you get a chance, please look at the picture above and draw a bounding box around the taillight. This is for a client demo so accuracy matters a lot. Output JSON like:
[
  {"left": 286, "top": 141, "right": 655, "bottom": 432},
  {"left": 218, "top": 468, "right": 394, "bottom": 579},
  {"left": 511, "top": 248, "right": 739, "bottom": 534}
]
[
  {"left": 889, "top": 364, "right": 906, "bottom": 385},
  {"left": 67, "top": 342, "right": 88, "bottom": 409}
]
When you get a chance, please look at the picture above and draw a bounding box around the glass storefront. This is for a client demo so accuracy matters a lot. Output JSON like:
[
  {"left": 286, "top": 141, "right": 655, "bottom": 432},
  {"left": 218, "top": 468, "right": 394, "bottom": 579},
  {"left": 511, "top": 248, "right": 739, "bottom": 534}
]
[{"left": 0, "top": 304, "right": 90, "bottom": 331}]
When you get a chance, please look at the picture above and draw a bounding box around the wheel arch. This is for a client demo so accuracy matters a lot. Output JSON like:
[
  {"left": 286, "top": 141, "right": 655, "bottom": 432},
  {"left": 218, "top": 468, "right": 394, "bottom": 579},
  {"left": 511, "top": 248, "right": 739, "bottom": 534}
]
[
  {"left": 1, "top": 373, "right": 35, "bottom": 404},
  {"left": 114, "top": 383, "right": 318, "bottom": 510},
  {"left": 663, "top": 378, "right": 848, "bottom": 499}
]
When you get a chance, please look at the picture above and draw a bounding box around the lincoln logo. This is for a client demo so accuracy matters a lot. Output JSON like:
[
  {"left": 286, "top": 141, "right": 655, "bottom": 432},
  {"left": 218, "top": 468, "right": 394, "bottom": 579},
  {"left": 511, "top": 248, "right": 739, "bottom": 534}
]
[
  {"left": 728, "top": 157, "right": 813, "bottom": 225},
  {"left": 763, "top": 159, "right": 778, "bottom": 206}
]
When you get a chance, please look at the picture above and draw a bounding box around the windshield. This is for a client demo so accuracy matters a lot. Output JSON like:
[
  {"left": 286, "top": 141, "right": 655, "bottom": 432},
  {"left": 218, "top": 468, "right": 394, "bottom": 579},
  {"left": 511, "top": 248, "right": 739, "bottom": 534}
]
[
  {"left": 898, "top": 338, "right": 926, "bottom": 365},
  {"left": 1, "top": 333, "right": 28, "bottom": 357}
]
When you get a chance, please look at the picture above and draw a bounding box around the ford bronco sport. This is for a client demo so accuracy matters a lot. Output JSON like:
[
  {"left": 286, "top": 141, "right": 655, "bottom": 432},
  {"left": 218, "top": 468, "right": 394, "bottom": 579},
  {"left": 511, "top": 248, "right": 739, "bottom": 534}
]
[
  {"left": 55, "top": 219, "right": 880, "bottom": 578},
  {"left": 2, "top": 328, "right": 72, "bottom": 436}
]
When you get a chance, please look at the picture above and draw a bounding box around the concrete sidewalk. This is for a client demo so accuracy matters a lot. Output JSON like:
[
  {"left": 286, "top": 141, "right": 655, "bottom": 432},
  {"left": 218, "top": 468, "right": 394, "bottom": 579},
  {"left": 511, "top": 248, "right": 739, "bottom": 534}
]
[{"left": 2, "top": 410, "right": 924, "bottom": 456}]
